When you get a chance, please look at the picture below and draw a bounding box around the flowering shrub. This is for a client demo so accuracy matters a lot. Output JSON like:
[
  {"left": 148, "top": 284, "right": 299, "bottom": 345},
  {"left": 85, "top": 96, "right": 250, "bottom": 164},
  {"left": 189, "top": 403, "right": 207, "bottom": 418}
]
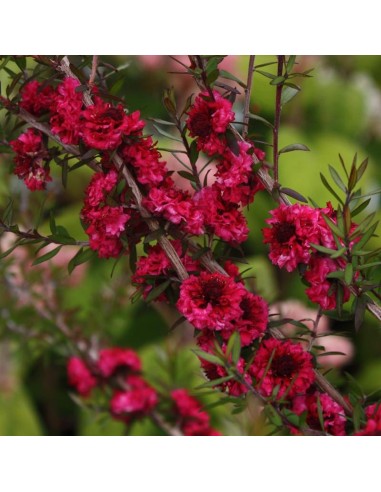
[{"left": 0, "top": 55, "right": 381, "bottom": 436}]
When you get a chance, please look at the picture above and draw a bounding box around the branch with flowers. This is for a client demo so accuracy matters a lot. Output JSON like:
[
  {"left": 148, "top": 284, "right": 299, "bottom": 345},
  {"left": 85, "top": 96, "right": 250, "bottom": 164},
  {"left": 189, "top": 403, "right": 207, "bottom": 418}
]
[{"left": 0, "top": 54, "right": 381, "bottom": 436}]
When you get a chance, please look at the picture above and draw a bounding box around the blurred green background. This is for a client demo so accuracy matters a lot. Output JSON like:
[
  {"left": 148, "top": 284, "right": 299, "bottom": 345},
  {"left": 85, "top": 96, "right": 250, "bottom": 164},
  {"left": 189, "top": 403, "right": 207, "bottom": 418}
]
[{"left": 0, "top": 55, "right": 380, "bottom": 435}]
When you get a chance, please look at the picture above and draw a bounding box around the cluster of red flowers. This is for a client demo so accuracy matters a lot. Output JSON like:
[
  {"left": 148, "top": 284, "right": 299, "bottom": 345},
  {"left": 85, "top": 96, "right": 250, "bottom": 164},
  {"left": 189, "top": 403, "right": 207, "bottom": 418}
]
[
  {"left": 67, "top": 347, "right": 157, "bottom": 425},
  {"left": 263, "top": 203, "right": 352, "bottom": 310},
  {"left": 171, "top": 389, "right": 220, "bottom": 436},
  {"left": 11, "top": 79, "right": 267, "bottom": 256},
  {"left": 67, "top": 346, "right": 220, "bottom": 435}
]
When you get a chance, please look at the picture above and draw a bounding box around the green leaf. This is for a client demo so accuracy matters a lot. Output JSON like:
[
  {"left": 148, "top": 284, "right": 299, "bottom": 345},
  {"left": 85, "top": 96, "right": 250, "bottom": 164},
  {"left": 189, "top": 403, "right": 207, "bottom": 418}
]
[
  {"left": 356, "top": 157, "right": 369, "bottom": 183},
  {"left": 206, "top": 69, "right": 219, "bottom": 86},
  {"left": 322, "top": 214, "right": 345, "bottom": 239},
  {"left": 32, "top": 245, "right": 62, "bottom": 266},
  {"left": 270, "top": 76, "right": 286, "bottom": 86},
  {"left": 351, "top": 199, "right": 371, "bottom": 218},
  {"left": 144, "top": 279, "right": 171, "bottom": 303},
  {"left": 280, "top": 187, "right": 308, "bottom": 203},
  {"left": 286, "top": 55, "right": 296, "bottom": 73},
  {"left": 189, "top": 139, "right": 199, "bottom": 166},
  {"left": 356, "top": 188, "right": 381, "bottom": 199},
  {"left": 49, "top": 212, "right": 57, "bottom": 234},
  {"left": 328, "top": 165, "right": 347, "bottom": 193},
  {"left": 195, "top": 375, "right": 234, "bottom": 389},
  {"left": 228, "top": 332, "right": 241, "bottom": 365},
  {"left": 329, "top": 246, "right": 347, "bottom": 259},
  {"left": 279, "top": 143, "right": 310, "bottom": 154},
  {"left": 150, "top": 118, "right": 176, "bottom": 126},
  {"left": 192, "top": 349, "right": 225, "bottom": 366},
  {"left": 281, "top": 85, "right": 300, "bottom": 105},
  {"left": 357, "top": 261, "right": 381, "bottom": 271},
  {"left": 248, "top": 112, "right": 274, "bottom": 129},
  {"left": 0, "top": 243, "right": 21, "bottom": 260},
  {"left": 310, "top": 243, "right": 340, "bottom": 256},
  {"left": 344, "top": 263, "right": 353, "bottom": 285},
  {"left": 352, "top": 221, "right": 379, "bottom": 251},
  {"left": 153, "top": 124, "right": 182, "bottom": 143},
  {"left": 320, "top": 173, "right": 344, "bottom": 205},
  {"left": 178, "top": 170, "right": 197, "bottom": 183},
  {"left": 219, "top": 69, "right": 246, "bottom": 88},
  {"left": 283, "top": 408, "right": 300, "bottom": 427},
  {"left": 68, "top": 247, "right": 96, "bottom": 274},
  {"left": 47, "top": 234, "right": 76, "bottom": 245},
  {"left": 255, "top": 69, "right": 277, "bottom": 80}
]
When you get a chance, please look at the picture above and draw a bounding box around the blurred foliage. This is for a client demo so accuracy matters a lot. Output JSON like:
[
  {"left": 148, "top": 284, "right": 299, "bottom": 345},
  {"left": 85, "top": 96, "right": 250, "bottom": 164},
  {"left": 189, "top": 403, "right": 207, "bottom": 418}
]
[{"left": 0, "top": 55, "right": 380, "bottom": 435}]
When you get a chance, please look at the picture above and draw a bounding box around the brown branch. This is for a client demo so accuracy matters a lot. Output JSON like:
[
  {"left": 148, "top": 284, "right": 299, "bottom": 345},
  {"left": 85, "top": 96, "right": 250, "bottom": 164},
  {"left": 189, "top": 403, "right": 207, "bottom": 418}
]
[
  {"left": 88, "top": 55, "right": 99, "bottom": 88},
  {"left": 242, "top": 55, "right": 255, "bottom": 140}
]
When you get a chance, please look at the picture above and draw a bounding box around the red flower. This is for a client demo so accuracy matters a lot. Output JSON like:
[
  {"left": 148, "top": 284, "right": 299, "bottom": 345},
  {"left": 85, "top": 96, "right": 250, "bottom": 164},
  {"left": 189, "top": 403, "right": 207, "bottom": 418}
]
[
  {"left": 304, "top": 256, "right": 350, "bottom": 310},
  {"left": 84, "top": 169, "right": 119, "bottom": 208},
  {"left": 249, "top": 338, "right": 315, "bottom": 399},
  {"left": 85, "top": 205, "right": 130, "bottom": 258},
  {"left": 120, "top": 135, "right": 167, "bottom": 187},
  {"left": 355, "top": 403, "right": 381, "bottom": 436},
  {"left": 10, "top": 128, "right": 51, "bottom": 191},
  {"left": 171, "top": 389, "right": 221, "bottom": 436},
  {"left": 292, "top": 391, "right": 346, "bottom": 435},
  {"left": 19, "top": 80, "right": 55, "bottom": 115},
  {"left": 186, "top": 90, "right": 234, "bottom": 156},
  {"left": 81, "top": 170, "right": 131, "bottom": 258},
  {"left": 222, "top": 292, "right": 268, "bottom": 346},
  {"left": 177, "top": 272, "right": 247, "bottom": 330},
  {"left": 263, "top": 204, "right": 321, "bottom": 272},
  {"left": 132, "top": 240, "right": 200, "bottom": 300},
  {"left": 214, "top": 141, "right": 264, "bottom": 206},
  {"left": 81, "top": 97, "right": 133, "bottom": 150},
  {"left": 67, "top": 356, "right": 97, "bottom": 397},
  {"left": 50, "top": 77, "right": 83, "bottom": 145},
  {"left": 143, "top": 178, "right": 204, "bottom": 235},
  {"left": 110, "top": 375, "right": 158, "bottom": 423},
  {"left": 97, "top": 347, "right": 141, "bottom": 378},
  {"left": 194, "top": 186, "right": 249, "bottom": 244}
]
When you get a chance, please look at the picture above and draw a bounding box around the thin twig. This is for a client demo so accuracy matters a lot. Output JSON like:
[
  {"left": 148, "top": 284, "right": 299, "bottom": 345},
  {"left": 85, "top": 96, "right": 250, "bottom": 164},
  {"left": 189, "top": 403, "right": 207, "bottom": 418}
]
[
  {"left": 308, "top": 307, "right": 323, "bottom": 351},
  {"left": 0, "top": 221, "right": 89, "bottom": 247},
  {"left": 242, "top": 55, "right": 255, "bottom": 140},
  {"left": 273, "top": 55, "right": 284, "bottom": 190}
]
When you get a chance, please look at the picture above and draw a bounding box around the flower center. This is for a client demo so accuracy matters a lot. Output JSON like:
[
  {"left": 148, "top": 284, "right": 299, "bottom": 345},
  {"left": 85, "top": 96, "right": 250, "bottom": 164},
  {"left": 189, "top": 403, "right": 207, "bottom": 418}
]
[
  {"left": 189, "top": 112, "right": 212, "bottom": 137},
  {"left": 240, "top": 296, "right": 252, "bottom": 320},
  {"left": 274, "top": 222, "right": 296, "bottom": 244},
  {"left": 271, "top": 354, "right": 298, "bottom": 379},
  {"left": 200, "top": 276, "right": 226, "bottom": 306}
]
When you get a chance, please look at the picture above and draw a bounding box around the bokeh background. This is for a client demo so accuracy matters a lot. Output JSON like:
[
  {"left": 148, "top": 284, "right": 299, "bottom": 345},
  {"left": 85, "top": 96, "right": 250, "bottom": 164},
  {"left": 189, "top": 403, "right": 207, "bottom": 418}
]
[{"left": 0, "top": 55, "right": 380, "bottom": 435}]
